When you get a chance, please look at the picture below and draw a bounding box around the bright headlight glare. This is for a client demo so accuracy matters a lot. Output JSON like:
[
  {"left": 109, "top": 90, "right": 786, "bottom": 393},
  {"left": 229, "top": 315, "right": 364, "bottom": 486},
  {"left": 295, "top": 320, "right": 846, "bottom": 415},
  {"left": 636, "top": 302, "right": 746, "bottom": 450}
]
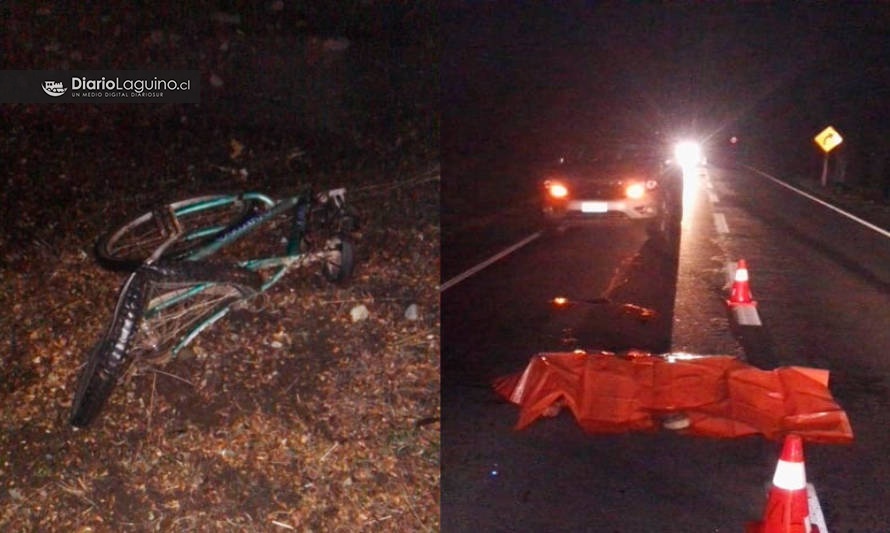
[
  {"left": 674, "top": 141, "right": 702, "bottom": 167},
  {"left": 547, "top": 181, "right": 569, "bottom": 199},
  {"left": 625, "top": 182, "right": 646, "bottom": 199}
]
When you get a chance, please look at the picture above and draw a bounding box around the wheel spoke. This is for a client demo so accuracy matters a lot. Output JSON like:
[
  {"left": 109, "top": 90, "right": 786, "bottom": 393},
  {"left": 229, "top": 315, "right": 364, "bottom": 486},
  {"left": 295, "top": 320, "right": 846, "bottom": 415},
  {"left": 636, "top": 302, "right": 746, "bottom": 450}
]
[{"left": 132, "top": 283, "right": 243, "bottom": 358}]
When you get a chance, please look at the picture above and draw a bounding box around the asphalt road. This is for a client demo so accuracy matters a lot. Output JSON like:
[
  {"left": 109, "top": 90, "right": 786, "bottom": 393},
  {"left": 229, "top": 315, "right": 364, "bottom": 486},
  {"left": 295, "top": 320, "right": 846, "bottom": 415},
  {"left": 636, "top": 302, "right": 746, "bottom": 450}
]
[{"left": 441, "top": 164, "right": 890, "bottom": 531}]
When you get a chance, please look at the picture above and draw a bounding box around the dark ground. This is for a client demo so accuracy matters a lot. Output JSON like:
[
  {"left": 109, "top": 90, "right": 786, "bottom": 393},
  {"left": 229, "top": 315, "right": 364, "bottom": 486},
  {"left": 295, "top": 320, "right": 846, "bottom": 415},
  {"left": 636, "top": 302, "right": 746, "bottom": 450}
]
[{"left": 1, "top": 4, "right": 439, "bottom": 531}]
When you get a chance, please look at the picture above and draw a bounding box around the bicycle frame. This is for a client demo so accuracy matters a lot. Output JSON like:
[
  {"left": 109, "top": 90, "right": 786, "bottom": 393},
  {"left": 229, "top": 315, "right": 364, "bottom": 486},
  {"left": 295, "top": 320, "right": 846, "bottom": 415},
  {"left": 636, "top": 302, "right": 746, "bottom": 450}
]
[{"left": 140, "top": 188, "right": 347, "bottom": 359}]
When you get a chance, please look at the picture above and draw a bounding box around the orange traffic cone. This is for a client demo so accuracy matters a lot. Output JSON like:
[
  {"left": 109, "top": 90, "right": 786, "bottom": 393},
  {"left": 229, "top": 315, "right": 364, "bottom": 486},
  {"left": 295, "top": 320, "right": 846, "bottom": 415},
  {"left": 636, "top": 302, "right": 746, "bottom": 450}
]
[
  {"left": 728, "top": 259, "right": 756, "bottom": 306},
  {"left": 747, "top": 434, "right": 819, "bottom": 533}
]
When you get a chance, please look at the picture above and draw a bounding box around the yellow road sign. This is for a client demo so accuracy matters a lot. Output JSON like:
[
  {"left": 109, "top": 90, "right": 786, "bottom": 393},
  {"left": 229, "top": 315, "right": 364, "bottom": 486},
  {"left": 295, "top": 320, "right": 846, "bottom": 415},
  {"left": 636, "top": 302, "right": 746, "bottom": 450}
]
[{"left": 814, "top": 126, "right": 843, "bottom": 153}]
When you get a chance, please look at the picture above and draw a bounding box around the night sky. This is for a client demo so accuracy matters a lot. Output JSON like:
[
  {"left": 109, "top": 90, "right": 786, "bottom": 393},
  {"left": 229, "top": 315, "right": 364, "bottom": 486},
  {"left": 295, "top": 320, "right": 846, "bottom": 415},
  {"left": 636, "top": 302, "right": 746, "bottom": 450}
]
[{"left": 442, "top": 2, "right": 890, "bottom": 204}]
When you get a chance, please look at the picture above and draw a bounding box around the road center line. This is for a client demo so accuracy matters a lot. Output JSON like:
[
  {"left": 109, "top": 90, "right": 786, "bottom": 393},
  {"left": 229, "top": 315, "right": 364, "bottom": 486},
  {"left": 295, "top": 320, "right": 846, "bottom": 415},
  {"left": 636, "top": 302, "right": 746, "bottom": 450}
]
[
  {"left": 439, "top": 231, "right": 542, "bottom": 292},
  {"left": 747, "top": 166, "right": 890, "bottom": 240},
  {"left": 713, "top": 212, "right": 730, "bottom": 234}
]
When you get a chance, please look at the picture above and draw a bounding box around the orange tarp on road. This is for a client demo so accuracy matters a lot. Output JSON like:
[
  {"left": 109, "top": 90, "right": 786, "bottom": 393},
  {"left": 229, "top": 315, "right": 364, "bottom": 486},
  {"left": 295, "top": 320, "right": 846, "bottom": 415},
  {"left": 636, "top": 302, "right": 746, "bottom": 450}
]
[{"left": 492, "top": 351, "right": 853, "bottom": 443}]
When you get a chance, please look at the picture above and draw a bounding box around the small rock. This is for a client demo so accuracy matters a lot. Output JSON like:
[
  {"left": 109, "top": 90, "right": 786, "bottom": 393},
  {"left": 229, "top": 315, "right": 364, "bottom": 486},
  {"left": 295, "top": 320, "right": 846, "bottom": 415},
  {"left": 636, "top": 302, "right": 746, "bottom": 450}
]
[
  {"left": 404, "top": 304, "right": 419, "bottom": 321},
  {"left": 8, "top": 488, "right": 24, "bottom": 501},
  {"left": 350, "top": 304, "right": 369, "bottom": 322}
]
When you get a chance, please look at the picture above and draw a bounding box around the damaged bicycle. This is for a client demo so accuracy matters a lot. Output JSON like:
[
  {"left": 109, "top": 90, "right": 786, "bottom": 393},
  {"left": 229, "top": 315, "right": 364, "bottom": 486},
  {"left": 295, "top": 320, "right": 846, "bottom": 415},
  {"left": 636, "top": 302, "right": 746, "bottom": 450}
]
[{"left": 69, "top": 187, "right": 357, "bottom": 427}]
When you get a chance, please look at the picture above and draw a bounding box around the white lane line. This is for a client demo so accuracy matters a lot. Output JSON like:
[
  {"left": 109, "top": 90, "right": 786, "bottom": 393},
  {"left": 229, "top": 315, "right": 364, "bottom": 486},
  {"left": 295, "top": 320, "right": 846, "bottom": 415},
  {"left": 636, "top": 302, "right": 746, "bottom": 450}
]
[
  {"left": 708, "top": 191, "right": 719, "bottom": 204},
  {"left": 440, "top": 231, "right": 542, "bottom": 292},
  {"left": 713, "top": 212, "right": 730, "bottom": 234},
  {"left": 807, "top": 483, "right": 829, "bottom": 533},
  {"left": 748, "top": 166, "right": 890, "bottom": 240}
]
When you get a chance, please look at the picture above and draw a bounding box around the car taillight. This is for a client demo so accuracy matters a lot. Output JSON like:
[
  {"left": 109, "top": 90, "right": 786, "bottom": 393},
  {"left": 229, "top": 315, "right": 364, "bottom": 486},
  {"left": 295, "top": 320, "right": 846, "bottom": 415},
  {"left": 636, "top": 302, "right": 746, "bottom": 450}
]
[
  {"left": 546, "top": 181, "right": 569, "bottom": 199},
  {"left": 625, "top": 183, "right": 646, "bottom": 199}
]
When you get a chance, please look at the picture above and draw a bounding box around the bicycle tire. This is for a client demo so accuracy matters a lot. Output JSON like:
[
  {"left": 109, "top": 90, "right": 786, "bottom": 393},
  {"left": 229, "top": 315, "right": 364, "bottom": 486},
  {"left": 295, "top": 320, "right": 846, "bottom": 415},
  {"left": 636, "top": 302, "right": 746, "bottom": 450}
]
[
  {"left": 70, "top": 262, "right": 263, "bottom": 427},
  {"left": 321, "top": 237, "right": 356, "bottom": 282},
  {"left": 95, "top": 194, "right": 272, "bottom": 271},
  {"left": 70, "top": 268, "right": 150, "bottom": 427}
]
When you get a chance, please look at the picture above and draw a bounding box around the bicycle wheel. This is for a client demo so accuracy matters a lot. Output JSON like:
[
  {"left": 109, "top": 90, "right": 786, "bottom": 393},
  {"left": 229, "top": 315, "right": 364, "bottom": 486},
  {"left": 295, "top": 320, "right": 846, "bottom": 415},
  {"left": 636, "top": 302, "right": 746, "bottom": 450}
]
[
  {"left": 69, "top": 262, "right": 262, "bottom": 427},
  {"left": 70, "top": 269, "right": 151, "bottom": 427},
  {"left": 96, "top": 194, "right": 273, "bottom": 271},
  {"left": 321, "top": 237, "right": 356, "bottom": 282},
  {"left": 136, "top": 262, "right": 262, "bottom": 361},
  {"left": 69, "top": 339, "right": 120, "bottom": 428}
]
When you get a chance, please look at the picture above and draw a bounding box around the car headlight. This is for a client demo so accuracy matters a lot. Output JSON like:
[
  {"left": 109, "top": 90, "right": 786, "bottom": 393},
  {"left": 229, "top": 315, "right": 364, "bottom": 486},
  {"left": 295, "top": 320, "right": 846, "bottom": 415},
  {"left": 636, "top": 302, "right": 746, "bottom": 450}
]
[
  {"left": 546, "top": 181, "right": 569, "bottom": 199},
  {"left": 625, "top": 182, "right": 646, "bottom": 199},
  {"left": 674, "top": 141, "right": 702, "bottom": 167}
]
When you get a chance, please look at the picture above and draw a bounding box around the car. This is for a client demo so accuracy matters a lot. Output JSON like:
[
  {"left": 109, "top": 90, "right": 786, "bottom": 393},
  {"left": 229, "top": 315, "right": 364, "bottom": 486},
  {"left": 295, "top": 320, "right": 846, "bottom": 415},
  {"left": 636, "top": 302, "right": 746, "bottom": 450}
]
[{"left": 541, "top": 148, "right": 682, "bottom": 234}]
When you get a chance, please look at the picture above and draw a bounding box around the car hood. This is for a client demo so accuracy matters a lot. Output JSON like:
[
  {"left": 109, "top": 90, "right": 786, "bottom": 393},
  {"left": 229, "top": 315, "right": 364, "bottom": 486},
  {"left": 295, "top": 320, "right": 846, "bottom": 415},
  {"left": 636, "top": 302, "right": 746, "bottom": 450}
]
[{"left": 545, "top": 164, "right": 659, "bottom": 184}]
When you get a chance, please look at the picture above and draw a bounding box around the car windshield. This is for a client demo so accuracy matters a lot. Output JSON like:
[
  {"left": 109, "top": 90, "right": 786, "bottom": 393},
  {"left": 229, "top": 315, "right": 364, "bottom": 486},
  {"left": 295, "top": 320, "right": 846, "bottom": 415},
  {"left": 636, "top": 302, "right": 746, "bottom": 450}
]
[
  {"left": 554, "top": 149, "right": 664, "bottom": 176},
  {"left": 555, "top": 144, "right": 664, "bottom": 170}
]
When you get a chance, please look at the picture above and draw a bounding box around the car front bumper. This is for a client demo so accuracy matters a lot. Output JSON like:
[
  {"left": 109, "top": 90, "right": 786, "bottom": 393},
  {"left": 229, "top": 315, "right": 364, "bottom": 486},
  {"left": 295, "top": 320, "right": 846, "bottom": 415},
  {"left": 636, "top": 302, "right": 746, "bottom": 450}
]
[{"left": 543, "top": 197, "right": 659, "bottom": 222}]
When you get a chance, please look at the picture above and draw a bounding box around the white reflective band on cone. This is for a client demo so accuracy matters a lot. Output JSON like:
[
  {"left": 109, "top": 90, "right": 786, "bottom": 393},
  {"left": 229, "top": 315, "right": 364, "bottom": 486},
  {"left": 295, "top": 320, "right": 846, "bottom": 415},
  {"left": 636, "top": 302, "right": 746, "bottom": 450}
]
[
  {"left": 735, "top": 269, "right": 749, "bottom": 282},
  {"left": 772, "top": 459, "right": 807, "bottom": 490}
]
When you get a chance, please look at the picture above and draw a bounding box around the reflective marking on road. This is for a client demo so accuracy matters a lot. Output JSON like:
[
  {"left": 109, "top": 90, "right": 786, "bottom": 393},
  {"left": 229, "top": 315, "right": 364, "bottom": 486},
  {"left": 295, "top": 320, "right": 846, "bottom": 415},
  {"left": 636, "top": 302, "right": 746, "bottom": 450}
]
[
  {"left": 708, "top": 191, "right": 719, "bottom": 204},
  {"left": 713, "top": 212, "right": 730, "bottom": 234},
  {"left": 807, "top": 483, "right": 829, "bottom": 533},
  {"left": 748, "top": 166, "right": 890, "bottom": 240},
  {"left": 733, "top": 304, "right": 761, "bottom": 326},
  {"left": 440, "top": 231, "right": 542, "bottom": 292}
]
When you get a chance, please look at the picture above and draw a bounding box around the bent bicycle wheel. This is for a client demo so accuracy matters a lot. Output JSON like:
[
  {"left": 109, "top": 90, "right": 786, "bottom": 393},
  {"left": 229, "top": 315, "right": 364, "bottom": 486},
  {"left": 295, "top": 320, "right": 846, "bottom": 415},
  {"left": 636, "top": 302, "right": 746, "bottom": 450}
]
[
  {"left": 70, "top": 269, "right": 150, "bottom": 427},
  {"left": 69, "top": 339, "right": 121, "bottom": 428},
  {"left": 70, "top": 263, "right": 262, "bottom": 427},
  {"left": 96, "top": 194, "right": 274, "bottom": 271},
  {"left": 136, "top": 262, "right": 262, "bottom": 361}
]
